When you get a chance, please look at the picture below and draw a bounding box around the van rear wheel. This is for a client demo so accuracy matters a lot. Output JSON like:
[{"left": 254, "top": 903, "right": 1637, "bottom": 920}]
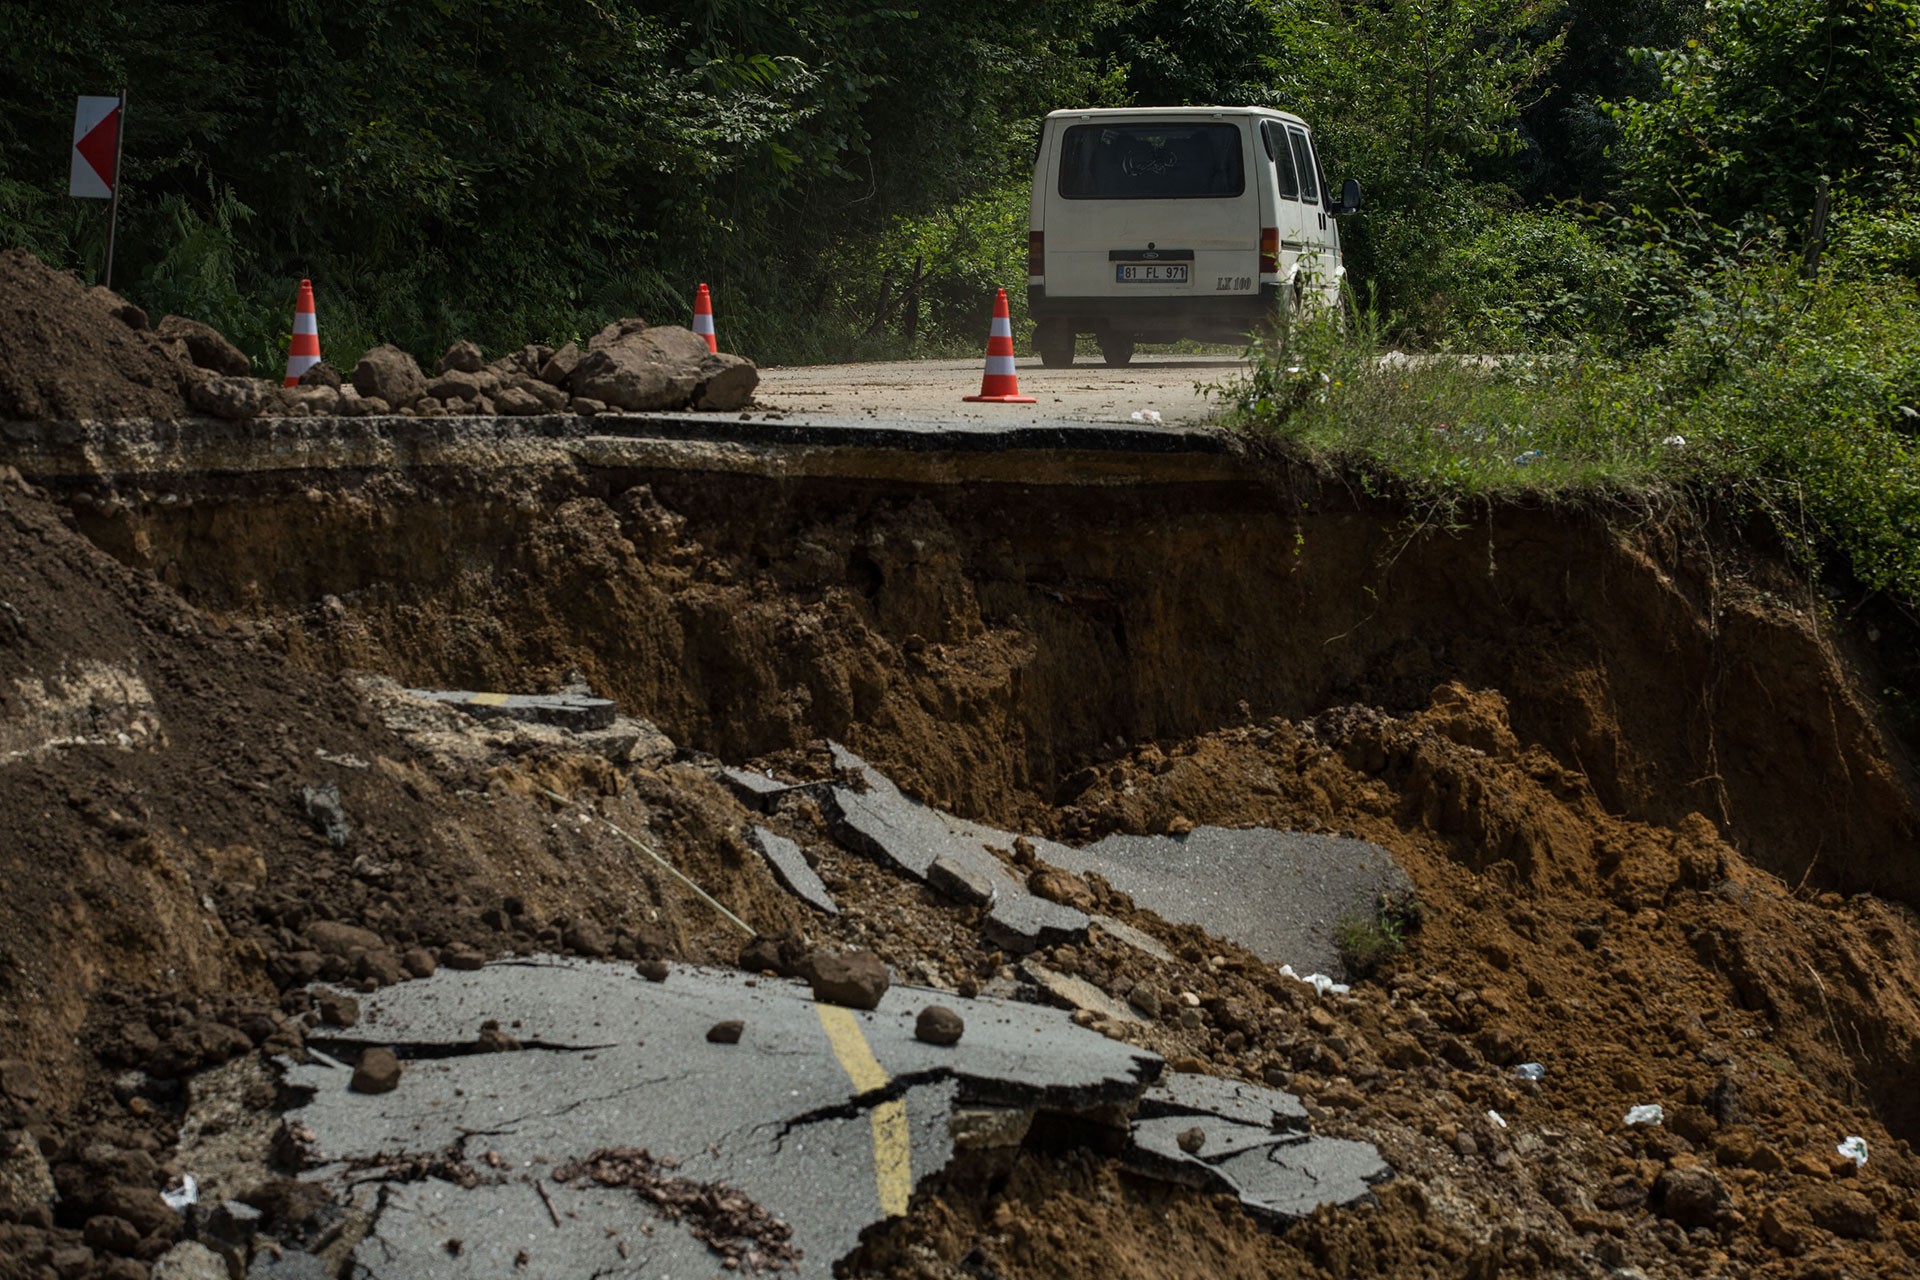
[
  {"left": 1035, "top": 320, "right": 1075, "bottom": 368},
  {"left": 1097, "top": 333, "right": 1135, "bottom": 367}
]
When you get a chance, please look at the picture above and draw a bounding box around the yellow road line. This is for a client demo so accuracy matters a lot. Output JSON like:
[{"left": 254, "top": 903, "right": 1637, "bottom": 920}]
[
  {"left": 468, "top": 692, "right": 511, "bottom": 707},
  {"left": 816, "top": 1004, "right": 912, "bottom": 1217}
]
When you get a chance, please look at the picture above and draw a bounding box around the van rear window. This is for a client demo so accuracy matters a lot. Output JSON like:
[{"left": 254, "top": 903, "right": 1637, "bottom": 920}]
[{"left": 1058, "top": 123, "right": 1245, "bottom": 200}]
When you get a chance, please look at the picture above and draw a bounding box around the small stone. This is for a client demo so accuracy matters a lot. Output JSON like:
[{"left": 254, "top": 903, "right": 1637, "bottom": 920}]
[
  {"left": 440, "top": 943, "right": 486, "bottom": 971},
  {"left": 635, "top": 958, "right": 670, "bottom": 982},
  {"left": 152, "top": 1240, "right": 226, "bottom": 1279},
  {"left": 1654, "top": 1166, "right": 1729, "bottom": 1229},
  {"left": 476, "top": 1020, "right": 522, "bottom": 1053},
  {"left": 314, "top": 991, "right": 359, "bottom": 1028},
  {"left": 1176, "top": 1126, "right": 1206, "bottom": 1154},
  {"left": 807, "top": 949, "right": 889, "bottom": 1010},
  {"left": 437, "top": 340, "right": 485, "bottom": 374},
  {"left": 83, "top": 1214, "right": 141, "bottom": 1253},
  {"left": 306, "top": 920, "right": 382, "bottom": 959},
  {"left": 1167, "top": 1055, "right": 1208, "bottom": 1075},
  {"left": 355, "top": 949, "right": 404, "bottom": 987},
  {"left": 706, "top": 1021, "right": 745, "bottom": 1045},
  {"left": 1805, "top": 1186, "right": 1879, "bottom": 1240},
  {"left": 563, "top": 919, "right": 609, "bottom": 957},
  {"left": 1126, "top": 984, "right": 1163, "bottom": 1019},
  {"left": 1026, "top": 866, "right": 1095, "bottom": 912},
  {"left": 350, "top": 1047, "right": 402, "bottom": 1095},
  {"left": 915, "top": 1006, "right": 964, "bottom": 1046},
  {"left": 299, "top": 361, "right": 343, "bottom": 389},
  {"left": 401, "top": 948, "right": 438, "bottom": 979}
]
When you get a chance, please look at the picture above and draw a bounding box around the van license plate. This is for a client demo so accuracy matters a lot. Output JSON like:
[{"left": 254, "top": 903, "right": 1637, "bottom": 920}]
[{"left": 1115, "top": 263, "right": 1189, "bottom": 283}]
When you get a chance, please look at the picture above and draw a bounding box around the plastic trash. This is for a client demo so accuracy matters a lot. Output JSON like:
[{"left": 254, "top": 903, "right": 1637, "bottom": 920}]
[
  {"left": 1277, "top": 963, "right": 1352, "bottom": 997},
  {"left": 1513, "top": 450, "right": 1541, "bottom": 466},
  {"left": 162, "top": 1174, "right": 199, "bottom": 1213},
  {"left": 1624, "top": 1103, "right": 1664, "bottom": 1127},
  {"left": 1128, "top": 409, "right": 1163, "bottom": 424},
  {"left": 1837, "top": 1135, "right": 1869, "bottom": 1167},
  {"left": 1662, "top": 434, "right": 1687, "bottom": 446},
  {"left": 1486, "top": 1110, "right": 1508, "bottom": 1129},
  {"left": 1513, "top": 1062, "right": 1546, "bottom": 1081}
]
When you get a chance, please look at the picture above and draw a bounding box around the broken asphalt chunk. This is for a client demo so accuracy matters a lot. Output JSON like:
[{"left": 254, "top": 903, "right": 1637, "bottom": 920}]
[
  {"left": 745, "top": 826, "right": 838, "bottom": 915},
  {"left": 823, "top": 746, "right": 1090, "bottom": 953},
  {"left": 407, "top": 688, "right": 617, "bottom": 731}
]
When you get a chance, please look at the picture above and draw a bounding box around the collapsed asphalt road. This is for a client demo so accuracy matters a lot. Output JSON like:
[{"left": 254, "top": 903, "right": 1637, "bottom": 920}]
[{"left": 278, "top": 959, "right": 1388, "bottom": 1277}]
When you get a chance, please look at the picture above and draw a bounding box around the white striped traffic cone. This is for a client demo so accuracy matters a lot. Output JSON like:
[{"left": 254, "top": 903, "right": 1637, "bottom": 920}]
[
  {"left": 962, "top": 288, "right": 1034, "bottom": 403},
  {"left": 692, "top": 282, "right": 717, "bottom": 353},
  {"left": 283, "top": 279, "right": 320, "bottom": 385}
]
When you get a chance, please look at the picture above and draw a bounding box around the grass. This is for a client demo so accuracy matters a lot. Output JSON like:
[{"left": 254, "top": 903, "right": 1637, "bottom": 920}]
[
  {"left": 1334, "top": 891, "right": 1426, "bottom": 981},
  {"left": 1226, "top": 262, "right": 1920, "bottom": 612}
]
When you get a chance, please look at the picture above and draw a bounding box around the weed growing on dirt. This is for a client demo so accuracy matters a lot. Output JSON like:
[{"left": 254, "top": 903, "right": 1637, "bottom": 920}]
[
  {"left": 1334, "top": 891, "right": 1425, "bottom": 981},
  {"left": 1230, "top": 257, "right": 1920, "bottom": 609}
]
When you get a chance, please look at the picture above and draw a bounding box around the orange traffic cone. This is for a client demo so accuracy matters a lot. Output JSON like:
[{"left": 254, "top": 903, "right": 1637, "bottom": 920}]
[
  {"left": 692, "top": 282, "right": 717, "bottom": 353},
  {"left": 963, "top": 288, "right": 1034, "bottom": 403},
  {"left": 283, "top": 279, "right": 320, "bottom": 385}
]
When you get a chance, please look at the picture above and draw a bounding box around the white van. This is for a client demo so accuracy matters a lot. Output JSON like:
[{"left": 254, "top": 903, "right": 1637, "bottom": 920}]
[{"left": 1026, "top": 107, "right": 1361, "bottom": 366}]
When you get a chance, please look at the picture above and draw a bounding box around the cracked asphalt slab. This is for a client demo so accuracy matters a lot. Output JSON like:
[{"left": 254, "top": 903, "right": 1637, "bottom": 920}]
[
  {"left": 814, "top": 744, "right": 1411, "bottom": 979},
  {"left": 280, "top": 959, "right": 1389, "bottom": 1275}
]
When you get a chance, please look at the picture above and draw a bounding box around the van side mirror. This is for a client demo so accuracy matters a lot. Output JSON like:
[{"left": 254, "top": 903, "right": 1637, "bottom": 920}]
[{"left": 1334, "top": 178, "right": 1363, "bottom": 216}]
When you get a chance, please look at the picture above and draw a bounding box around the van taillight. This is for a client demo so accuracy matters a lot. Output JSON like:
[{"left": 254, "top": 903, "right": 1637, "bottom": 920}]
[
  {"left": 1259, "top": 228, "right": 1279, "bottom": 275},
  {"left": 1028, "top": 231, "right": 1044, "bottom": 278}
]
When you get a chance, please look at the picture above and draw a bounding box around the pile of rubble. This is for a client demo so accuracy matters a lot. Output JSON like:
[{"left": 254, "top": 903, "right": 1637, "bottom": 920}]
[
  {"left": 260, "top": 320, "right": 758, "bottom": 421},
  {"left": 0, "top": 248, "right": 757, "bottom": 423}
]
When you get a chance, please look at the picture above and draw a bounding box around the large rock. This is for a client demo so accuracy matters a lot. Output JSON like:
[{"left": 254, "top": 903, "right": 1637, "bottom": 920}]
[
  {"left": 156, "top": 315, "right": 250, "bottom": 376},
  {"left": 351, "top": 344, "right": 427, "bottom": 409},
  {"left": 436, "top": 340, "right": 484, "bottom": 374},
  {"left": 806, "top": 949, "right": 889, "bottom": 1011},
  {"left": 570, "top": 324, "right": 757, "bottom": 412}
]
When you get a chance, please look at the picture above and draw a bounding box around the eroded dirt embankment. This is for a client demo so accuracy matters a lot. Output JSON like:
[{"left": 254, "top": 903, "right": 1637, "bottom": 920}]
[
  {"left": 9, "top": 439, "right": 1920, "bottom": 1279},
  {"left": 72, "top": 460, "right": 1918, "bottom": 907}
]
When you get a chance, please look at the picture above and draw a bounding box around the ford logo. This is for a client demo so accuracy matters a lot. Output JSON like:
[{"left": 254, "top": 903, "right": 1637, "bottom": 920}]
[{"left": 1141, "top": 250, "right": 1160, "bottom": 259}]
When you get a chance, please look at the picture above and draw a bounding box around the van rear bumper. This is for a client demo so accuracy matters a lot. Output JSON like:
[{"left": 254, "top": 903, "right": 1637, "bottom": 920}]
[{"left": 1028, "top": 284, "right": 1282, "bottom": 342}]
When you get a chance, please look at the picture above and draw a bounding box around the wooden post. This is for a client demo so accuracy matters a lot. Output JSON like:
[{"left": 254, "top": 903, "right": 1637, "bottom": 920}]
[
  {"left": 103, "top": 89, "right": 126, "bottom": 290},
  {"left": 1802, "top": 178, "right": 1831, "bottom": 280}
]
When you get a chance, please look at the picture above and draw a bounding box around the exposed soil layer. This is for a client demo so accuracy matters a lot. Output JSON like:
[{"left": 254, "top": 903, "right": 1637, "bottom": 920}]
[
  {"left": 77, "top": 465, "right": 1919, "bottom": 906},
  {"left": 3, "top": 445, "right": 1920, "bottom": 1280}
]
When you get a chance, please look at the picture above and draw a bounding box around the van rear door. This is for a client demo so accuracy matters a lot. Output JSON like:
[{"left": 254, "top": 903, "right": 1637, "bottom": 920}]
[{"left": 1041, "top": 118, "right": 1260, "bottom": 301}]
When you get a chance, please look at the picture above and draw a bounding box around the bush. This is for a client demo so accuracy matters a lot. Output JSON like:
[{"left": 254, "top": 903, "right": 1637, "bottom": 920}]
[{"left": 1231, "top": 217, "right": 1920, "bottom": 610}]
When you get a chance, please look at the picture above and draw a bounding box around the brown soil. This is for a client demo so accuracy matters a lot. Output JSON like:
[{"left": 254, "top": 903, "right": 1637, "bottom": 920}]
[
  {"left": 0, "top": 252, "right": 188, "bottom": 422},
  {"left": 4, "top": 247, "right": 1920, "bottom": 1277}
]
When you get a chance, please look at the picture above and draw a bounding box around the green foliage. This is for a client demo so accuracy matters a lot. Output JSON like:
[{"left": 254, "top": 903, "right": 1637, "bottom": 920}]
[
  {"left": 1608, "top": 0, "right": 1920, "bottom": 224},
  {"left": 1233, "top": 225, "right": 1920, "bottom": 608},
  {"left": 1335, "top": 892, "right": 1425, "bottom": 980}
]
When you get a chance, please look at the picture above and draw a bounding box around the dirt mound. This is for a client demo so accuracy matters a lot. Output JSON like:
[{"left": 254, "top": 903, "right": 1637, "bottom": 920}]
[{"left": 0, "top": 251, "right": 188, "bottom": 422}]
